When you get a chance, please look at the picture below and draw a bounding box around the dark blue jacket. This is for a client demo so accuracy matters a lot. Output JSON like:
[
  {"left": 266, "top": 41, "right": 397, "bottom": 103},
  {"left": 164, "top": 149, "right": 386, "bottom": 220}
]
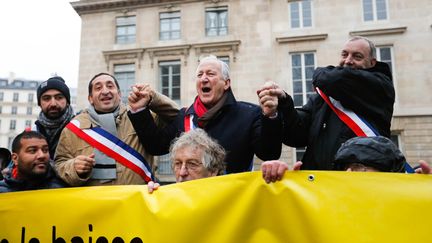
[{"left": 129, "top": 90, "right": 282, "bottom": 173}]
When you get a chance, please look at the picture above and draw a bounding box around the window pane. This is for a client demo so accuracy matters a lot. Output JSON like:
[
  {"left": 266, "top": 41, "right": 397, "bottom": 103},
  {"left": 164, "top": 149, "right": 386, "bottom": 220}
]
[
  {"left": 292, "top": 68, "right": 302, "bottom": 80},
  {"left": 363, "top": 0, "right": 373, "bottom": 21},
  {"left": 305, "top": 67, "right": 314, "bottom": 80},
  {"left": 161, "top": 66, "right": 170, "bottom": 75},
  {"left": 159, "top": 12, "right": 180, "bottom": 40},
  {"left": 291, "top": 54, "right": 301, "bottom": 67},
  {"left": 206, "top": 7, "right": 228, "bottom": 36},
  {"left": 116, "top": 16, "right": 136, "bottom": 44},
  {"left": 162, "top": 88, "right": 169, "bottom": 97},
  {"left": 304, "top": 53, "right": 314, "bottom": 66},
  {"left": 306, "top": 80, "right": 314, "bottom": 92},
  {"left": 159, "top": 61, "right": 181, "bottom": 102},
  {"left": 114, "top": 64, "right": 135, "bottom": 103},
  {"left": 293, "top": 94, "right": 304, "bottom": 107},
  {"left": 378, "top": 47, "right": 392, "bottom": 73},
  {"left": 290, "top": 2, "right": 300, "bottom": 28},
  {"left": 172, "top": 88, "right": 180, "bottom": 100},
  {"left": 162, "top": 76, "right": 169, "bottom": 87},
  {"left": 293, "top": 81, "right": 303, "bottom": 93},
  {"left": 291, "top": 52, "right": 316, "bottom": 107},
  {"left": 379, "top": 48, "right": 391, "bottom": 61},
  {"left": 172, "top": 76, "right": 180, "bottom": 87},
  {"left": 376, "top": 0, "right": 387, "bottom": 20},
  {"left": 302, "top": 1, "right": 312, "bottom": 27}
]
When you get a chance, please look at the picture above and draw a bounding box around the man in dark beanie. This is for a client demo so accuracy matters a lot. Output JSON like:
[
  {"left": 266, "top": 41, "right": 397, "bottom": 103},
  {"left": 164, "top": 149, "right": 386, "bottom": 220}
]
[
  {"left": 30, "top": 76, "right": 75, "bottom": 159},
  {"left": 333, "top": 136, "right": 406, "bottom": 172}
]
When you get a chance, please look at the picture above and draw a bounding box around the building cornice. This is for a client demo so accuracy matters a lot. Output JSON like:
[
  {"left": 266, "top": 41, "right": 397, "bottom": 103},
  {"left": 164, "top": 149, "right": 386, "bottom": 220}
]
[
  {"left": 102, "top": 48, "right": 145, "bottom": 69},
  {"left": 194, "top": 40, "right": 241, "bottom": 62},
  {"left": 102, "top": 40, "right": 241, "bottom": 68},
  {"left": 147, "top": 44, "right": 191, "bottom": 67},
  {"left": 393, "top": 108, "right": 432, "bottom": 117},
  {"left": 71, "top": 0, "right": 205, "bottom": 15},
  {"left": 275, "top": 33, "right": 328, "bottom": 44},
  {"left": 349, "top": 26, "right": 407, "bottom": 37}
]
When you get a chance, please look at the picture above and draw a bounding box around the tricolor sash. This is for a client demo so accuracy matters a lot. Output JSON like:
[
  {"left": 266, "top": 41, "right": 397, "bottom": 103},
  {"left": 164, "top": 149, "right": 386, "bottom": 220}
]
[
  {"left": 66, "top": 120, "right": 154, "bottom": 182},
  {"left": 316, "top": 87, "right": 415, "bottom": 173},
  {"left": 316, "top": 87, "right": 378, "bottom": 137},
  {"left": 184, "top": 114, "right": 196, "bottom": 132}
]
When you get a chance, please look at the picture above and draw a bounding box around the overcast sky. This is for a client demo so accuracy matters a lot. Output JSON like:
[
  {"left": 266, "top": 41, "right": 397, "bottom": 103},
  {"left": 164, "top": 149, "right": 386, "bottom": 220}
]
[{"left": 0, "top": 0, "right": 81, "bottom": 88}]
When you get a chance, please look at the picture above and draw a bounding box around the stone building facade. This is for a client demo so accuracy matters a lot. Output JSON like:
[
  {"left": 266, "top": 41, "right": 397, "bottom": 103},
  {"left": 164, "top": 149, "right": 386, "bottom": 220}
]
[
  {"left": 0, "top": 76, "right": 41, "bottom": 148},
  {"left": 71, "top": 0, "right": 432, "bottom": 180}
]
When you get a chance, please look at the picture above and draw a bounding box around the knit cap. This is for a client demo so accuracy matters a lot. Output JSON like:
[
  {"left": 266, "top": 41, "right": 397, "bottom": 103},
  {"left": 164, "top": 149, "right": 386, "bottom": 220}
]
[{"left": 37, "top": 76, "right": 70, "bottom": 105}]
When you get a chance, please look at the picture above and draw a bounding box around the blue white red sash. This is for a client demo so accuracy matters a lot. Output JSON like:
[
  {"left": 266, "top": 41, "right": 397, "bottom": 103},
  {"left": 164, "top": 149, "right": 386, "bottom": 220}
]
[
  {"left": 184, "top": 114, "right": 196, "bottom": 132},
  {"left": 316, "top": 87, "right": 378, "bottom": 137},
  {"left": 316, "top": 88, "right": 415, "bottom": 173},
  {"left": 66, "top": 120, "right": 154, "bottom": 182}
]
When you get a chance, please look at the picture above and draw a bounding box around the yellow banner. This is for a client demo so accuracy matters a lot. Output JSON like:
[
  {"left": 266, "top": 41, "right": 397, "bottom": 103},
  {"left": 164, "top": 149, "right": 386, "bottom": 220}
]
[{"left": 1, "top": 171, "right": 431, "bottom": 243}]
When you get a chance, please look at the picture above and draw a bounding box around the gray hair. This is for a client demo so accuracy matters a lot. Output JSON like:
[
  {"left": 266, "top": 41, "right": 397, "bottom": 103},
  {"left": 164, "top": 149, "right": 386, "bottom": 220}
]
[
  {"left": 349, "top": 36, "right": 376, "bottom": 59},
  {"left": 170, "top": 128, "right": 226, "bottom": 175},
  {"left": 197, "top": 55, "right": 230, "bottom": 80}
]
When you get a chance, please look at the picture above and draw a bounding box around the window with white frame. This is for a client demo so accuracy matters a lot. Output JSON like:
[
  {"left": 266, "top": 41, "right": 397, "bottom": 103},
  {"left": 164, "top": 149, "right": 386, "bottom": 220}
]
[
  {"left": 116, "top": 16, "right": 136, "bottom": 44},
  {"left": 159, "top": 61, "right": 181, "bottom": 104},
  {"left": 25, "top": 120, "right": 32, "bottom": 128},
  {"left": 160, "top": 12, "right": 180, "bottom": 40},
  {"left": 9, "top": 120, "right": 16, "bottom": 130},
  {"left": 114, "top": 64, "right": 135, "bottom": 104},
  {"left": 26, "top": 107, "right": 32, "bottom": 115},
  {"left": 289, "top": 0, "right": 312, "bottom": 28},
  {"left": 206, "top": 6, "right": 228, "bottom": 36},
  {"left": 0, "top": 92, "right": 3, "bottom": 101},
  {"left": 13, "top": 92, "right": 19, "bottom": 102},
  {"left": 363, "top": 0, "right": 388, "bottom": 21},
  {"left": 218, "top": 56, "right": 230, "bottom": 67},
  {"left": 11, "top": 106, "right": 17, "bottom": 115},
  {"left": 376, "top": 46, "right": 393, "bottom": 74},
  {"left": 0, "top": 106, "right": 2, "bottom": 114},
  {"left": 291, "top": 52, "right": 316, "bottom": 107}
]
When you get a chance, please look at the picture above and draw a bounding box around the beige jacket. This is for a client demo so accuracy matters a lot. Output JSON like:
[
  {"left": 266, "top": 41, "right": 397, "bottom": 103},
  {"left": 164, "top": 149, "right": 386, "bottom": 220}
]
[{"left": 54, "top": 92, "right": 178, "bottom": 186}]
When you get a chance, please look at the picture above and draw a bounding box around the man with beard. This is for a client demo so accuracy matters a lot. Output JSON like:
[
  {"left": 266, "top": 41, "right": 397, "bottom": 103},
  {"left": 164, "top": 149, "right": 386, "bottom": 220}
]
[
  {"left": 31, "top": 76, "right": 74, "bottom": 159},
  {"left": 258, "top": 36, "right": 395, "bottom": 170},
  {"left": 0, "top": 131, "right": 65, "bottom": 193},
  {"left": 54, "top": 73, "right": 178, "bottom": 186}
]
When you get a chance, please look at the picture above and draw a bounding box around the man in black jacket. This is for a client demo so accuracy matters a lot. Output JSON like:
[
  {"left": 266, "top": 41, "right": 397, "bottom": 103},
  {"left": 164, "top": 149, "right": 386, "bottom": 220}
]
[
  {"left": 258, "top": 36, "right": 395, "bottom": 170},
  {"left": 31, "top": 76, "right": 74, "bottom": 159},
  {"left": 128, "top": 55, "right": 282, "bottom": 174}
]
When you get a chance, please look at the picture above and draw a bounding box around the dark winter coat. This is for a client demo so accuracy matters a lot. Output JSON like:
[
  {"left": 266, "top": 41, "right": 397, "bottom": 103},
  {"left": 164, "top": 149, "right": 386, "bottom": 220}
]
[
  {"left": 128, "top": 89, "right": 282, "bottom": 173},
  {"left": 280, "top": 62, "right": 395, "bottom": 170}
]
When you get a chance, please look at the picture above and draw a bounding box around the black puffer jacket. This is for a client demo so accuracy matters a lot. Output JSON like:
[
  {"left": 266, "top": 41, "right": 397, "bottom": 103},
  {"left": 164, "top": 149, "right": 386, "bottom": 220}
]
[
  {"left": 280, "top": 62, "right": 395, "bottom": 170},
  {"left": 129, "top": 89, "right": 282, "bottom": 173}
]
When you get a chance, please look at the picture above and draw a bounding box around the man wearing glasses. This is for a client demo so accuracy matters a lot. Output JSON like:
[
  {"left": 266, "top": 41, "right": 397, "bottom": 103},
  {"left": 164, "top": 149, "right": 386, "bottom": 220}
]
[{"left": 147, "top": 128, "right": 225, "bottom": 192}]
